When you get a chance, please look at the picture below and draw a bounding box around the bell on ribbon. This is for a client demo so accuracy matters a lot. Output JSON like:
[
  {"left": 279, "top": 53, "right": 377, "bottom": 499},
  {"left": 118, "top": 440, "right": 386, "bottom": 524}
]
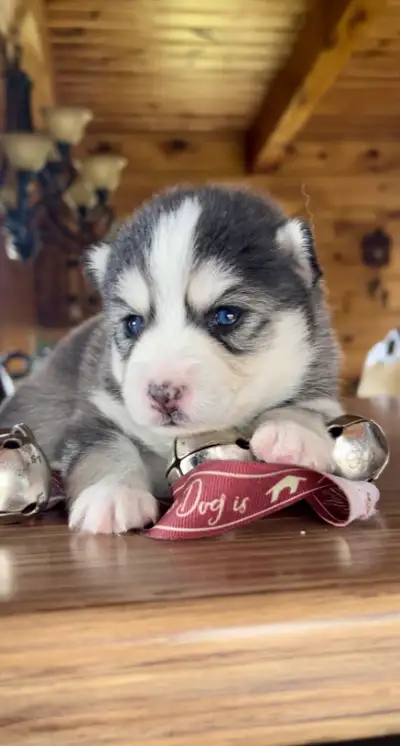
[
  {"left": 166, "top": 415, "right": 390, "bottom": 485},
  {"left": 328, "top": 414, "right": 389, "bottom": 482},
  {"left": 0, "top": 424, "right": 51, "bottom": 522},
  {"left": 150, "top": 414, "right": 389, "bottom": 540},
  {"left": 166, "top": 428, "right": 253, "bottom": 484}
]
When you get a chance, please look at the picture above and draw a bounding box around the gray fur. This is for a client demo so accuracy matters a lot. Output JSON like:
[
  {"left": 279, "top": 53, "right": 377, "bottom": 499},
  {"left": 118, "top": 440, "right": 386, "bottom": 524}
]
[{"left": 0, "top": 185, "right": 341, "bottom": 531}]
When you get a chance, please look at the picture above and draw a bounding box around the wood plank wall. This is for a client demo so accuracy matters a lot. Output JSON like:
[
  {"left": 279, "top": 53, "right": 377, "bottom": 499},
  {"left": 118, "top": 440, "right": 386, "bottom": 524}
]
[
  {"left": 103, "top": 132, "right": 400, "bottom": 387},
  {"left": 1, "top": 133, "right": 399, "bottom": 389},
  {"left": 254, "top": 139, "right": 400, "bottom": 386},
  {"left": 0, "top": 229, "right": 38, "bottom": 356}
]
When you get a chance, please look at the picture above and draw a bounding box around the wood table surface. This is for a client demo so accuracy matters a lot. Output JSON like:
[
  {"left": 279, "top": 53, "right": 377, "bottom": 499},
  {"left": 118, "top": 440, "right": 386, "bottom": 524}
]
[{"left": 0, "top": 398, "right": 399, "bottom": 746}]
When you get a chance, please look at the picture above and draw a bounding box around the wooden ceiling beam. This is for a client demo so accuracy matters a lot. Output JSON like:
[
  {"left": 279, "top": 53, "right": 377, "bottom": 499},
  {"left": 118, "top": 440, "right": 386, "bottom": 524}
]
[
  {"left": 246, "top": 0, "right": 389, "bottom": 171},
  {"left": 18, "top": 0, "right": 55, "bottom": 124}
]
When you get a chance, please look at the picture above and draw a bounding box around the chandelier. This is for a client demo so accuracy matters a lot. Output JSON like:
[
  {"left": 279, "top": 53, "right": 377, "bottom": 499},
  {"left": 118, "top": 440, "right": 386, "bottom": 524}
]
[{"left": 0, "top": 36, "right": 127, "bottom": 262}]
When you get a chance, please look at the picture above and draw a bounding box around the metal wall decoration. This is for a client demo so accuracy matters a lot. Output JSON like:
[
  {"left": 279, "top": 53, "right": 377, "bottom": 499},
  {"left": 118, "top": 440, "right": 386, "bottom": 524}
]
[
  {"left": 361, "top": 227, "right": 391, "bottom": 268},
  {"left": 0, "top": 34, "right": 127, "bottom": 263}
]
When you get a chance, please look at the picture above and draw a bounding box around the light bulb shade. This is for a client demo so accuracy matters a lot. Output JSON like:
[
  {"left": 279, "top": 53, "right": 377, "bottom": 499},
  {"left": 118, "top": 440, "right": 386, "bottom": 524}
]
[
  {"left": 77, "top": 154, "right": 128, "bottom": 191},
  {"left": 2, "top": 228, "right": 20, "bottom": 261},
  {"left": 0, "top": 180, "right": 36, "bottom": 208},
  {"left": 0, "top": 0, "right": 27, "bottom": 37},
  {"left": 2, "top": 133, "right": 53, "bottom": 172},
  {"left": 63, "top": 178, "right": 97, "bottom": 211},
  {"left": 0, "top": 185, "right": 17, "bottom": 208},
  {"left": 41, "top": 106, "right": 93, "bottom": 146}
]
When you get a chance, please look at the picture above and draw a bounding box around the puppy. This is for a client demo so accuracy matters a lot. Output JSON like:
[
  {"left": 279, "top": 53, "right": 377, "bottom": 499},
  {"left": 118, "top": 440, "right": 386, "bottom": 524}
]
[{"left": 0, "top": 185, "right": 342, "bottom": 534}]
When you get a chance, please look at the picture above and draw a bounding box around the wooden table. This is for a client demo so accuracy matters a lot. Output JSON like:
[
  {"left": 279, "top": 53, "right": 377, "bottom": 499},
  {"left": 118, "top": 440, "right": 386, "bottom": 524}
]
[{"left": 0, "top": 398, "right": 399, "bottom": 746}]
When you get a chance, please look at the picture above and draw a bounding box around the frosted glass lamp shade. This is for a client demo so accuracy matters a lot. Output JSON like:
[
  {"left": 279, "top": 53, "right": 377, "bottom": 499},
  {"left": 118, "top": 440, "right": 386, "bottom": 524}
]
[
  {"left": 0, "top": 0, "right": 26, "bottom": 37},
  {"left": 41, "top": 107, "right": 93, "bottom": 146},
  {"left": 78, "top": 154, "right": 128, "bottom": 191},
  {"left": 64, "top": 178, "right": 97, "bottom": 211},
  {"left": 0, "top": 185, "right": 17, "bottom": 207},
  {"left": 0, "top": 183, "right": 34, "bottom": 207},
  {"left": 2, "top": 132, "right": 52, "bottom": 173},
  {"left": 2, "top": 133, "right": 53, "bottom": 172}
]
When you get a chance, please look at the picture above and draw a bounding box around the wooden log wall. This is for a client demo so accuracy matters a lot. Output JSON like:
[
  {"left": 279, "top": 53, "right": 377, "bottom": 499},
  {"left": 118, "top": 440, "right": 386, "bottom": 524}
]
[
  {"left": 1, "top": 132, "right": 399, "bottom": 390},
  {"left": 101, "top": 132, "right": 400, "bottom": 388},
  {"left": 0, "top": 235, "right": 37, "bottom": 355},
  {"left": 254, "top": 139, "right": 400, "bottom": 388}
]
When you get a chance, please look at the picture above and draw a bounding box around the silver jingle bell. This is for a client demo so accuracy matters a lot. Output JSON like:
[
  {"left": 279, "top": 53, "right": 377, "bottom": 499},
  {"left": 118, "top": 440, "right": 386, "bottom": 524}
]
[
  {"left": 166, "top": 428, "right": 253, "bottom": 484},
  {"left": 0, "top": 423, "right": 52, "bottom": 523},
  {"left": 166, "top": 414, "right": 390, "bottom": 486},
  {"left": 327, "top": 414, "right": 389, "bottom": 482}
]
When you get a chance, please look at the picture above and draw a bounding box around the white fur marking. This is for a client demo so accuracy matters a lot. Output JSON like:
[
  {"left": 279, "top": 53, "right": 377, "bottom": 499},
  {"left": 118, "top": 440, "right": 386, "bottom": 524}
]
[
  {"left": 276, "top": 219, "right": 307, "bottom": 257},
  {"left": 300, "top": 397, "right": 343, "bottom": 420},
  {"left": 276, "top": 219, "right": 315, "bottom": 284},
  {"left": 88, "top": 242, "right": 111, "bottom": 284},
  {"left": 251, "top": 420, "right": 333, "bottom": 471},
  {"left": 187, "top": 260, "right": 236, "bottom": 312},
  {"left": 149, "top": 197, "right": 202, "bottom": 318},
  {"left": 90, "top": 389, "right": 173, "bottom": 456},
  {"left": 232, "top": 309, "right": 313, "bottom": 422},
  {"left": 69, "top": 478, "right": 158, "bottom": 534},
  {"left": 117, "top": 267, "right": 151, "bottom": 315},
  {"left": 111, "top": 343, "right": 124, "bottom": 385}
]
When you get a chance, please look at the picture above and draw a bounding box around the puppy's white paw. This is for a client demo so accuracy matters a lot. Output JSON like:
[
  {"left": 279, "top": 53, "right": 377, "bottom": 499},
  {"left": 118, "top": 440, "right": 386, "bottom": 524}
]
[
  {"left": 250, "top": 420, "right": 333, "bottom": 472},
  {"left": 68, "top": 478, "right": 158, "bottom": 534}
]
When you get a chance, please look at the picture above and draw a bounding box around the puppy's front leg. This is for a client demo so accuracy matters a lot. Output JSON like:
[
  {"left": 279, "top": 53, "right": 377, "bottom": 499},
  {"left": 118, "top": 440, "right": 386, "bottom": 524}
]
[
  {"left": 60, "top": 418, "right": 158, "bottom": 534},
  {"left": 250, "top": 400, "right": 343, "bottom": 472}
]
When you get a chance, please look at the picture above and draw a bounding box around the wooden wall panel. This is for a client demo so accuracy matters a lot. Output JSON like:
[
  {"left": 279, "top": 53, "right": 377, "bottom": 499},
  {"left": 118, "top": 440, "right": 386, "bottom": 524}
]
[
  {"left": 46, "top": 0, "right": 309, "bottom": 133},
  {"left": 1, "top": 137, "right": 398, "bottom": 388},
  {"left": 296, "top": 0, "right": 400, "bottom": 141},
  {"left": 0, "top": 235, "right": 37, "bottom": 355},
  {"left": 105, "top": 137, "right": 400, "bottom": 387},
  {"left": 0, "top": 0, "right": 55, "bottom": 358}
]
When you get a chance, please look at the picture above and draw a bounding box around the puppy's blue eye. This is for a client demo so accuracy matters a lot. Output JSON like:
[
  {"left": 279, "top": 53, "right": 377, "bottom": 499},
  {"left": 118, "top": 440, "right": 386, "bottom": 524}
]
[
  {"left": 212, "top": 306, "right": 242, "bottom": 327},
  {"left": 124, "top": 314, "right": 145, "bottom": 338}
]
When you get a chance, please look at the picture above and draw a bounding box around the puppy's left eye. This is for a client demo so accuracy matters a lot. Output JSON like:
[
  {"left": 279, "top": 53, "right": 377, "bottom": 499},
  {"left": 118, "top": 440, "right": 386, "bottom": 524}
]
[
  {"left": 123, "top": 314, "right": 145, "bottom": 338},
  {"left": 211, "top": 306, "right": 242, "bottom": 328}
]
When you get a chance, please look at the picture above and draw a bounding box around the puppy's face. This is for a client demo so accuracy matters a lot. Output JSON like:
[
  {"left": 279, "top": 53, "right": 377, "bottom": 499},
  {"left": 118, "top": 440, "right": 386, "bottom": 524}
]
[{"left": 89, "top": 187, "right": 322, "bottom": 435}]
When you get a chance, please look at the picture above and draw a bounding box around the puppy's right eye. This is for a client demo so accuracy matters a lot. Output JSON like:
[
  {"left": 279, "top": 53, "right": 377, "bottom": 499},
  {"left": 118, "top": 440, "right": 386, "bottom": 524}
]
[
  {"left": 123, "top": 314, "right": 145, "bottom": 338},
  {"left": 208, "top": 305, "right": 243, "bottom": 332}
]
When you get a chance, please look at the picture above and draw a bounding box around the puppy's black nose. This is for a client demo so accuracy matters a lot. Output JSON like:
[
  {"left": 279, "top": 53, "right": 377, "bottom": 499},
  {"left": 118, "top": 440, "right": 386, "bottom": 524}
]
[{"left": 148, "top": 381, "right": 184, "bottom": 412}]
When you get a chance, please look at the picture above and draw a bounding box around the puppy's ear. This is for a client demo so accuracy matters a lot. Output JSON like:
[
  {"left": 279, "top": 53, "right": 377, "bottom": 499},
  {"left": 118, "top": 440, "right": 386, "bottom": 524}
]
[
  {"left": 276, "top": 218, "right": 323, "bottom": 287},
  {"left": 83, "top": 242, "right": 111, "bottom": 291}
]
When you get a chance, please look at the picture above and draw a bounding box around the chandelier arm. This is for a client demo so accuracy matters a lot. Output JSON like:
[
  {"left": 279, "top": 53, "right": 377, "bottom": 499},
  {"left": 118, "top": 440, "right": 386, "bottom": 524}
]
[
  {"left": 46, "top": 208, "right": 92, "bottom": 246},
  {"left": 65, "top": 161, "right": 77, "bottom": 191},
  {"left": 36, "top": 167, "right": 58, "bottom": 201},
  {"left": 0, "top": 155, "right": 8, "bottom": 188},
  {"left": 44, "top": 201, "right": 115, "bottom": 249},
  {"left": 37, "top": 158, "right": 77, "bottom": 205},
  {"left": 100, "top": 203, "right": 116, "bottom": 235},
  {"left": 1, "top": 35, "right": 122, "bottom": 262}
]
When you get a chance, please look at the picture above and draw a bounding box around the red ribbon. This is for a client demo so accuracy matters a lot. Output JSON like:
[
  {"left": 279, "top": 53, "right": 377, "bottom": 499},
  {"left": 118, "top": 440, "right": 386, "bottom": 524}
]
[
  {"left": 142, "top": 461, "right": 379, "bottom": 540},
  {"left": 51, "top": 460, "right": 379, "bottom": 539}
]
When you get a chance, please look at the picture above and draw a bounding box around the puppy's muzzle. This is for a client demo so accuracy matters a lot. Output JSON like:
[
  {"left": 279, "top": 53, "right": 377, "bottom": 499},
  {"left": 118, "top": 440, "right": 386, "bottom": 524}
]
[{"left": 148, "top": 381, "right": 185, "bottom": 414}]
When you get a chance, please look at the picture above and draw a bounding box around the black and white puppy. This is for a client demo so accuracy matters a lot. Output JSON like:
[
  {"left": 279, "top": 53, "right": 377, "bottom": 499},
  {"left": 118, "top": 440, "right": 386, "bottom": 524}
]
[{"left": 0, "top": 185, "right": 342, "bottom": 533}]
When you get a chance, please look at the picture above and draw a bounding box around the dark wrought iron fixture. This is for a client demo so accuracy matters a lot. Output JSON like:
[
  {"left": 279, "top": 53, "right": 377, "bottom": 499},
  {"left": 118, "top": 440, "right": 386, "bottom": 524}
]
[
  {"left": 361, "top": 227, "right": 391, "bottom": 269},
  {"left": 0, "top": 36, "right": 127, "bottom": 262}
]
